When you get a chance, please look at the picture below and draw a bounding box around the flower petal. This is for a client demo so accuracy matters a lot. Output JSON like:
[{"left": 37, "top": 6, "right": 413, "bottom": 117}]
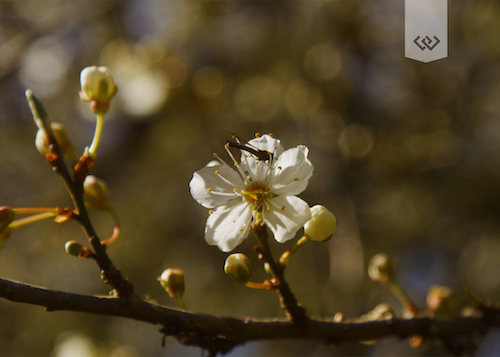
[
  {"left": 189, "top": 163, "right": 244, "bottom": 208},
  {"left": 263, "top": 196, "right": 311, "bottom": 243},
  {"left": 240, "top": 135, "right": 284, "bottom": 182},
  {"left": 270, "top": 145, "right": 314, "bottom": 196},
  {"left": 240, "top": 158, "right": 271, "bottom": 183},
  {"left": 205, "top": 199, "right": 252, "bottom": 252}
]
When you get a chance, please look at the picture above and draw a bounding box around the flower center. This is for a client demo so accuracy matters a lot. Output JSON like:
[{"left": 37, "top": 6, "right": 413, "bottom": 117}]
[{"left": 241, "top": 181, "right": 271, "bottom": 212}]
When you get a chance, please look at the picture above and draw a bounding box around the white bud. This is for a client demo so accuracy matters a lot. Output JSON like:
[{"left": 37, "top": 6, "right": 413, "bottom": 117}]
[
  {"left": 80, "top": 66, "right": 117, "bottom": 114},
  {"left": 304, "top": 205, "right": 337, "bottom": 242}
]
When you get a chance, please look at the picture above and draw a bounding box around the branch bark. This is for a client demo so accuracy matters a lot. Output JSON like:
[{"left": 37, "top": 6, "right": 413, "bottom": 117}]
[{"left": 1, "top": 277, "right": 499, "bottom": 355}]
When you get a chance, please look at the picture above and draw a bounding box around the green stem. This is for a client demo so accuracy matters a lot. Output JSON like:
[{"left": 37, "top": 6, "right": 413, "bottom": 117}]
[
  {"left": 279, "top": 235, "right": 309, "bottom": 266},
  {"left": 9, "top": 212, "right": 57, "bottom": 229},
  {"left": 245, "top": 281, "right": 271, "bottom": 290},
  {"left": 389, "top": 280, "right": 419, "bottom": 315},
  {"left": 12, "top": 208, "right": 59, "bottom": 215},
  {"left": 88, "top": 113, "right": 104, "bottom": 157}
]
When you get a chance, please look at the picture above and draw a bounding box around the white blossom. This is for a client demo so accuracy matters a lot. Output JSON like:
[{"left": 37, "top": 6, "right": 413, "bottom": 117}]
[{"left": 189, "top": 134, "right": 313, "bottom": 252}]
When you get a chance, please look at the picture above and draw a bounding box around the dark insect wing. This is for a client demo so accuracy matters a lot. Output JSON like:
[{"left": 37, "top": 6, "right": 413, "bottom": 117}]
[{"left": 226, "top": 139, "right": 273, "bottom": 161}]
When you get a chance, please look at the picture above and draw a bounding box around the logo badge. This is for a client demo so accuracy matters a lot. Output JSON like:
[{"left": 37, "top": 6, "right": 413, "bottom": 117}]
[{"left": 405, "top": 0, "right": 448, "bottom": 63}]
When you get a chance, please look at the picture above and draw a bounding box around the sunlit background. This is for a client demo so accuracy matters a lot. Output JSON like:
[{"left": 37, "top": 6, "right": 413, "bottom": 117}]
[{"left": 1, "top": 1, "right": 500, "bottom": 356}]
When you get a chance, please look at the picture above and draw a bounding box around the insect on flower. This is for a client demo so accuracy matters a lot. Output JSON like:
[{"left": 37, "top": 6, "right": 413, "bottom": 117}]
[
  {"left": 226, "top": 135, "right": 274, "bottom": 162},
  {"left": 190, "top": 134, "right": 314, "bottom": 252}
]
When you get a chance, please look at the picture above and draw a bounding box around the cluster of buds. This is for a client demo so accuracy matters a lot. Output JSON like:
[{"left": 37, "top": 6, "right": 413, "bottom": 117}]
[{"left": 79, "top": 66, "right": 117, "bottom": 115}]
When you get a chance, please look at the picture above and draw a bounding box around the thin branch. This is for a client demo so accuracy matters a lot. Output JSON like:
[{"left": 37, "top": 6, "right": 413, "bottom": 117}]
[
  {"left": 25, "top": 90, "right": 134, "bottom": 298},
  {"left": 1, "top": 277, "right": 499, "bottom": 355},
  {"left": 253, "top": 225, "right": 308, "bottom": 325}
]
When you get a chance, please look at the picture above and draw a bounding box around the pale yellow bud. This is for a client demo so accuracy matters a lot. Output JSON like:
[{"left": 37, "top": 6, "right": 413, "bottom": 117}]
[
  {"left": 304, "top": 205, "right": 337, "bottom": 242},
  {"left": 83, "top": 175, "right": 111, "bottom": 211},
  {"left": 65, "top": 240, "right": 85, "bottom": 257},
  {"left": 35, "top": 123, "right": 75, "bottom": 158},
  {"left": 159, "top": 268, "right": 185, "bottom": 300},
  {"left": 224, "top": 253, "right": 252, "bottom": 283},
  {"left": 368, "top": 253, "right": 395, "bottom": 284}
]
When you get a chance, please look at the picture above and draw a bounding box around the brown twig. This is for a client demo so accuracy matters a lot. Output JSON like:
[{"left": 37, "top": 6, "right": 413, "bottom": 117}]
[
  {"left": 1, "top": 277, "right": 499, "bottom": 355},
  {"left": 25, "top": 90, "right": 134, "bottom": 298},
  {"left": 253, "top": 225, "right": 308, "bottom": 325}
]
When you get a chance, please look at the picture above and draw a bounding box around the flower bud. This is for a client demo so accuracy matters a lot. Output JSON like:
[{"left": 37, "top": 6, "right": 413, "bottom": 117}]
[
  {"left": 224, "top": 253, "right": 252, "bottom": 283},
  {"left": 264, "top": 262, "right": 272, "bottom": 274},
  {"left": 65, "top": 240, "right": 85, "bottom": 257},
  {"left": 0, "top": 206, "right": 15, "bottom": 233},
  {"left": 304, "top": 205, "right": 337, "bottom": 242},
  {"left": 158, "top": 268, "right": 185, "bottom": 300},
  {"left": 83, "top": 175, "right": 111, "bottom": 211},
  {"left": 368, "top": 253, "right": 395, "bottom": 284},
  {"left": 80, "top": 66, "right": 117, "bottom": 115},
  {"left": 35, "top": 123, "right": 75, "bottom": 158},
  {"left": 426, "top": 285, "right": 456, "bottom": 317}
]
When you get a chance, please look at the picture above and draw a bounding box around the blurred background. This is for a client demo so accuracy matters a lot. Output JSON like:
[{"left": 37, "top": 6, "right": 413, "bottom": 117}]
[{"left": 1, "top": 1, "right": 500, "bottom": 356}]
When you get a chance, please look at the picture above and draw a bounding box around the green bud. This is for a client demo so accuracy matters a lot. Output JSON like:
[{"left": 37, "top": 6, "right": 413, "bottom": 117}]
[
  {"left": 368, "top": 253, "right": 395, "bottom": 284},
  {"left": 304, "top": 205, "right": 337, "bottom": 242},
  {"left": 159, "top": 268, "right": 185, "bottom": 299},
  {"left": 83, "top": 175, "right": 111, "bottom": 211},
  {"left": 65, "top": 240, "right": 85, "bottom": 257},
  {"left": 35, "top": 122, "right": 75, "bottom": 158},
  {"left": 224, "top": 253, "right": 252, "bottom": 283}
]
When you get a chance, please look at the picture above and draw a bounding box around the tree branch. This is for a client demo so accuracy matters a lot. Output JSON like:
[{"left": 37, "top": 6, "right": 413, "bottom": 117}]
[
  {"left": 253, "top": 225, "right": 307, "bottom": 325},
  {"left": 2, "top": 277, "right": 499, "bottom": 355}
]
